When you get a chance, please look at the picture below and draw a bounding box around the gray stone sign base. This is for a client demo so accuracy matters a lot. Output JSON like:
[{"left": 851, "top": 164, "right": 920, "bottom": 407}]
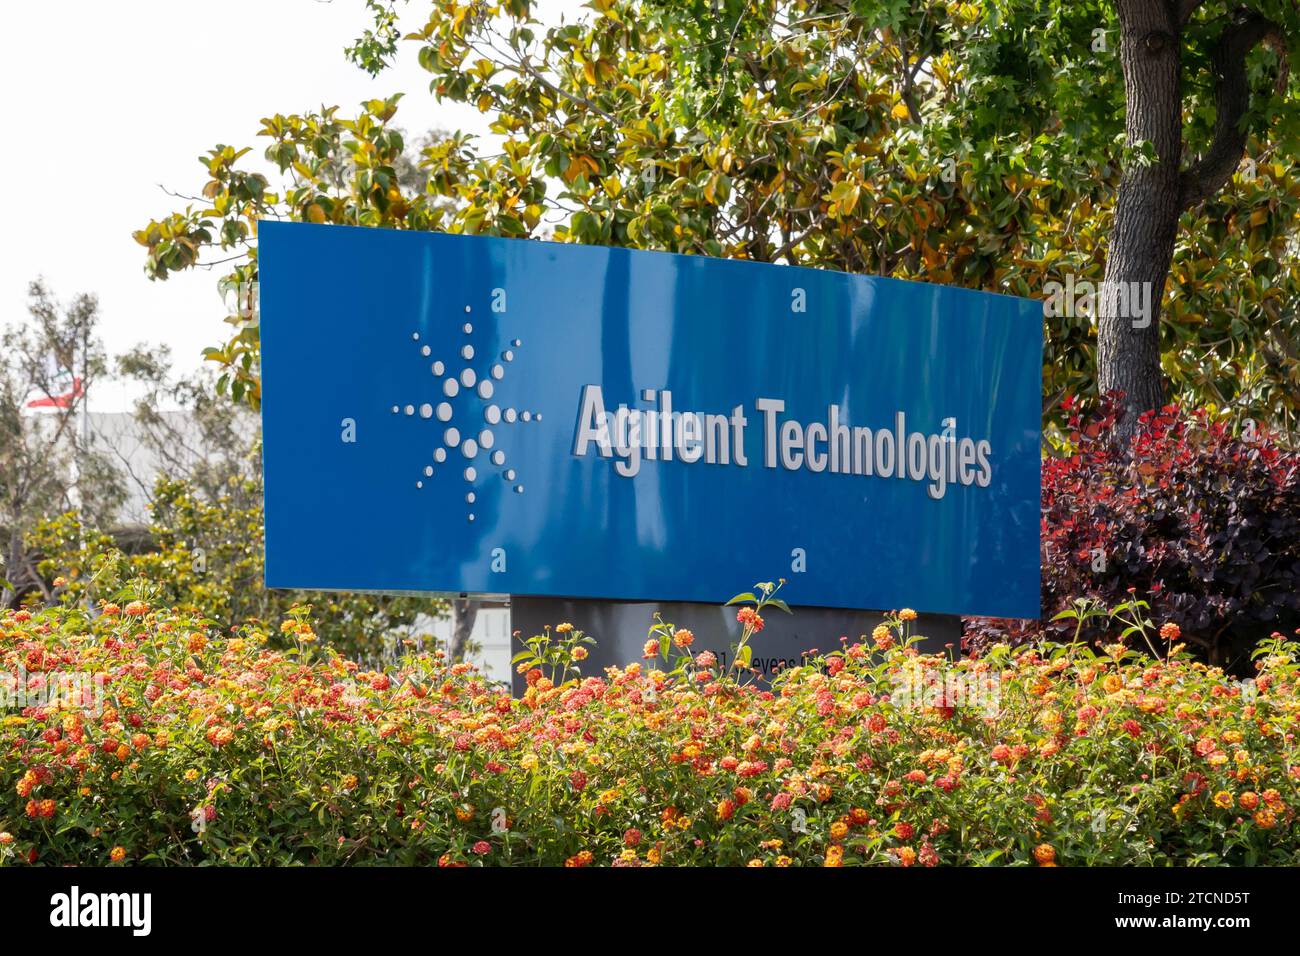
[{"left": 509, "top": 596, "right": 961, "bottom": 696}]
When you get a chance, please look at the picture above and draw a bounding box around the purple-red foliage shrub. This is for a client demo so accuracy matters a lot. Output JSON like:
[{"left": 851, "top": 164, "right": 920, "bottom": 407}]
[{"left": 969, "top": 398, "right": 1300, "bottom": 668}]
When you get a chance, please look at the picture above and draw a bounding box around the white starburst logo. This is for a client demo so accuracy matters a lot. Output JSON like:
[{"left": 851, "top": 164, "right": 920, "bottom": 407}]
[{"left": 391, "top": 304, "right": 540, "bottom": 522}]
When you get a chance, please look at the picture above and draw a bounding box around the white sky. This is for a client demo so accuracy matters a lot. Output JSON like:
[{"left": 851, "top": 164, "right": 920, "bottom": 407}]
[{"left": 0, "top": 0, "right": 533, "bottom": 411}]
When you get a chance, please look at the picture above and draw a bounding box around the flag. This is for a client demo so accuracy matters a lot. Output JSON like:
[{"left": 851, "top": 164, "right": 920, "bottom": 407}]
[{"left": 24, "top": 355, "right": 83, "bottom": 409}]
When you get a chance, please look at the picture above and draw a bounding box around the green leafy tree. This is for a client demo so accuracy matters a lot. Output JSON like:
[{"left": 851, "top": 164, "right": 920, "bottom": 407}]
[
  {"left": 136, "top": 0, "right": 1300, "bottom": 441},
  {"left": 26, "top": 350, "right": 451, "bottom": 658},
  {"left": 1098, "top": 0, "right": 1300, "bottom": 434},
  {"left": 30, "top": 474, "right": 449, "bottom": 660},
  {"left": 110, "top": 343, "right": 259, "bottom": 504},
  {"left": 1, "top": 280, "right": 123, "bottom": 608}
]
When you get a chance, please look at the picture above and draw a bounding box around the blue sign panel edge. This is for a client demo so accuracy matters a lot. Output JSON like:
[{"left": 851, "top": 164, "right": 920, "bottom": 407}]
[{"left": 258, "top": 221, "right": 1042, "bottom": 619}]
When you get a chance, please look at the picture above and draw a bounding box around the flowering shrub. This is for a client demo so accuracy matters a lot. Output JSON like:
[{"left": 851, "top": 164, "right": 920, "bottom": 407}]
[
  {"left": 1034, "top": 399, "right": 1300, "bottom": 667},
  {"left": 2, "top": 592, "right": 1299, "bottom": 867}
]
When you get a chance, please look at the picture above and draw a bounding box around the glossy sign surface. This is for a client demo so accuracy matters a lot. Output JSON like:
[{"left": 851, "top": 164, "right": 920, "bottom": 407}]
[{"left": 260, "top": 222, "right": 1041, "bottom": 617}]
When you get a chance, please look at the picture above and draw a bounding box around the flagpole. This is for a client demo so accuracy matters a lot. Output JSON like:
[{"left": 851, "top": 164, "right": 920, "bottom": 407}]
[
  {"left": 80, "top": 320, "right": 89, "bottom": 472},
  {"left": 77, "top": 321, "right": 91, "bottom": 615}
]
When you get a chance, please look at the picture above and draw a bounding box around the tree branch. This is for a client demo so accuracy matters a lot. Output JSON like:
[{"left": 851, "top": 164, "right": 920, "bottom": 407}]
[
  {"left": 511, "top": 53, "right": 620, "bottom": 124},
  {"left": 1179, "top": 8, "right": 1284, "bottom": 210},
  {"left": 1176, "top": 0, "right": 1205, "bottom": 28},
  {"left": 770, "top": 212, "right": 826, "bottom": 264},
  {"left": 898, "top": 35, "right": 923, "bottom": 124}
]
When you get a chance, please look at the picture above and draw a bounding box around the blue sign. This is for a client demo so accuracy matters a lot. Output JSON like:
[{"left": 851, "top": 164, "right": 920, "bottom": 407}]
[{"left": 259, "top": 221, "right": 1041, "bottom": 618}]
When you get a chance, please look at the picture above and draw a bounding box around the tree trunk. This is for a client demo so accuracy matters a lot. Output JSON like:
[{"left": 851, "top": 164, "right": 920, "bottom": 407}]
[
  {"left": 449, "top": 597, "right": 477, "bottom": 661},
  {"left": 1, "top": 531, "right": 20, "bottom": 609},
  {"left": 2, "top": 529, "right": 43, "bottom": 610},
  {"left": 1099, "top": 2, "right": 1280, "bottom": 436},
  {"left": 1097, "top": 0, "right": 1183, "bottom": 433}
]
